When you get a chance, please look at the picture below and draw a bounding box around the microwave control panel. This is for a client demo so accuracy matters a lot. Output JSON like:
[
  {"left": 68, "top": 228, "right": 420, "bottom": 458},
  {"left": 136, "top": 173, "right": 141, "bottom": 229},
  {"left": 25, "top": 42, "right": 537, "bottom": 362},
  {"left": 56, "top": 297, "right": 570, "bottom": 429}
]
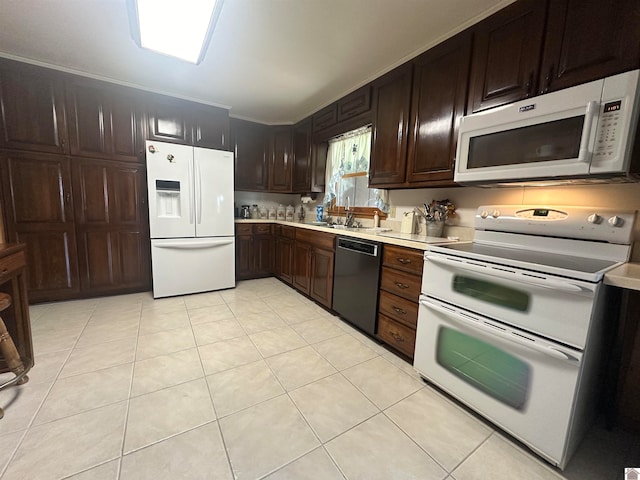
[{"left": 593, "top": 100, "right": 622, "bottom": 160}]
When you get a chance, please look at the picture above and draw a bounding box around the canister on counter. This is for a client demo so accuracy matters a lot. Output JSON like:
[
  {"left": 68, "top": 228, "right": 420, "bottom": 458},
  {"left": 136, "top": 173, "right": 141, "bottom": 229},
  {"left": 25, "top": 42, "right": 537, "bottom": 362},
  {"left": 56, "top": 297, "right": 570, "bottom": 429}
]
[
  {"left": 276, "top": 204, "right": 286, "bottom": 220},
  {"left": 285, "top": 205, "right": 295, "bottom": 222},
  {"left": 268, "top": 206, "right": 277, "bottom": 220}
]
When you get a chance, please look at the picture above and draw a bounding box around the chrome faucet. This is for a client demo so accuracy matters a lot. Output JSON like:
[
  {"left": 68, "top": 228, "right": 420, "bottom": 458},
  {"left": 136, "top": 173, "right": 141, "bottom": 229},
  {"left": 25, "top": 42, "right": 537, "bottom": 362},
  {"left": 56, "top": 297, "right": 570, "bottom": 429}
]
[{"left": 345, "top": 211, "right": 355, "bottom": 228}]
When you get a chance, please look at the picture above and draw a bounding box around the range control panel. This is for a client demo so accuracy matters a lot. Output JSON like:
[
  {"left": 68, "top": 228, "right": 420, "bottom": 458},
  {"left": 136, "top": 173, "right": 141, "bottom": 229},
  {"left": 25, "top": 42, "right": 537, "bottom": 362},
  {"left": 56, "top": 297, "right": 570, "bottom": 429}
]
[{"left": 475, "top": 205, "right": 636, "bottom": 244}]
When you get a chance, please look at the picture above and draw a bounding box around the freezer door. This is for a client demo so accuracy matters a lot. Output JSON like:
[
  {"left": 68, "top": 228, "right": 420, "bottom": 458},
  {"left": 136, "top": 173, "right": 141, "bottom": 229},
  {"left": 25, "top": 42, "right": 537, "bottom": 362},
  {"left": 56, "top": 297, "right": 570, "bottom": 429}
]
[
  {"left": 151, "top": 237, "right": 236, "bottom": 298},
  {"left": 146, "top": 141, "right": 195, "bottom": 238},
  {"left": 194, "top": 148, "right": 235, "bottom": 237}
]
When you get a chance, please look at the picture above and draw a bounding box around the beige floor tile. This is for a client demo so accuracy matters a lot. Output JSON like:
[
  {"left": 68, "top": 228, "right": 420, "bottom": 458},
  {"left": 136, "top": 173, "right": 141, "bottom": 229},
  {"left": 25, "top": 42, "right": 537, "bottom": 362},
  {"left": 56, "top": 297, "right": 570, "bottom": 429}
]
[
  {"left": 274, "top": 305, "right": 321, "bottom": 325},
  {"left": 198, "top": 336, "right": 262, "bottom": 375},
  {"left": 219, "top": 395, "right": 319, "bottom": 480},
  {"left": 236, "top": 311, "right": 287, "bottom": 334},
  {"left": 24, "top": 349, "right": 69, "bottom": 386},
  {"left": 220, "top": 287, "right": 255, "bottom": 303},
  {"left": 313, "top": 334, "right": 378, "bottom": 370},
  {"left": 452, "top": 433, "right": 563, "bottom": 480},
  {"left": 31, "top": 311, "right": 91, "bottom": 335},
  {"left": 34, "top": 363, "right": 133, "bottom": 425},
  {"left": 385, "top": 387, "right": 492, "bottom": 471},
  {"left": 250, "top": 326, "right": 307, "bottom": 357},
  {"left": 136, "top": 327, "right": 196, "bottom": 360},
  {"left": 342, "top": 356, "right": 423, "bottom": 409},
  {"left": 193, "top": 318, "right": 246, "bottom": 345},
  {"left": 60, "top": 337, "right": 136, "bottom": 378},
  {"left": 2, "top": 402, "right": 127, "bottom": 480},
  {"left": 121, "top": 421, "right": 231, "bottom": 480},
  {"left": 207, "top": 360, "right": 284, "bottom": 417},
  {"left": 75, "top": 318, "right": 139, "bottom": 348},
  {"left": 141, "top": 296, "right": 185, "bottom": 312},
  {"left": 0, "top": 431, "right": 25, "bottom": 473},
  {"left": 226, "top": 299, "right": 272, "bottom": 317},
  {"left": 290, "top": 373, "right": 379, "bottom": 442},
  {"left": 125, "top": 378, "right": 215, "bottom": 453},
  {"left": 187, "top": 304, "right": 235, "bottom": 325},
  {"left": 347, "top": 329, "right": 389, "bottom": 354},
  {"left": 131, "top": 348, "right": 203, "bottom": 397},
  {"left": 32, "top": 327, "right": 82, "bottom": 355},
  {"left": 183, "top": 291, "right": 226, "bottom": 309},
  {"left": 326, "top": 413, "right": 447, "bottom": 480},
  {"left": 262, "top": 293, "right": 308, "bottom": 310},
  {"left": 291, "top": 317, "right": 346, "bottom": 344},
  {"left": 266, "top": 346, "right": 337, "bottom": 391},
  {"left": 88, "top": 304, "right": 141, "bottom": 322},
  {"left": 382, "top": 351, "right": 423, "bottom": 381},
  {"left": 264, "top": 447, "right": 345, "bottom": 480},
  {"left": 139, "top": 309, "right": 191, "bottom": 335},
  {"left": 0, "top": 381, "right": 55, "bottom": 435},
  {"left": 64, "top": 460, "right": 119, "bottom": 480}
]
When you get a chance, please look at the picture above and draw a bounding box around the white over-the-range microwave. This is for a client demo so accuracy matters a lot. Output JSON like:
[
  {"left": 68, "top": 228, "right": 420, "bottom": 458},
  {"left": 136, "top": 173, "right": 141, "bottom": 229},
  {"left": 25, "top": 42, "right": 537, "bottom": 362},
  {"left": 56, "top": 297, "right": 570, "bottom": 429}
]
[{"left": 454, "top": 69, "right": 640, "bottom": 185}]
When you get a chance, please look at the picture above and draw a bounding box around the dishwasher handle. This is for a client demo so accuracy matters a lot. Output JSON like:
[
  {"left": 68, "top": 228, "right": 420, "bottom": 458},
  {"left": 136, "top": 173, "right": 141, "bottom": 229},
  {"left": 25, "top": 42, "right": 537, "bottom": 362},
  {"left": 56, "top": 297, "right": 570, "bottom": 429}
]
[{"left": 337, "top": 237, "right": 380, "bottom": 257}]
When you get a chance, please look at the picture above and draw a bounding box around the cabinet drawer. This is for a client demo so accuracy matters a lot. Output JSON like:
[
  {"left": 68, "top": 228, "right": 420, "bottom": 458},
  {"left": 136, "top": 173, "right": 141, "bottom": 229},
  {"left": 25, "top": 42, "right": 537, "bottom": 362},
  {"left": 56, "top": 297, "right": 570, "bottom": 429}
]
[
  {"left": 337, "top": 85, "right": 372, "bottom": 122},
  {"left": 296, "top": 229, "right": 335, "bottom": 250},
  {"left": 254, "top": 224, "right": 272, "bottom": 235},
  {"left": 380, "top": 266, "right": 421, "bottom": 302},
  {"left": 312, "top": 104, "right": 337, "bottom": 132},
  {"left": 378, "top": 290, "right": 418, "bottom": 329},
  {"left": 377, "top": 314, "right": 416, "bottom": 358},
  {"left": 0, "top": 251, "right": 26, "bottom": 280},
  {"left": 383, "top": 245, "right": 424, "bottom": 274},
  {"left": 235, "top": 224, "right": 253, "bottom": 235}
]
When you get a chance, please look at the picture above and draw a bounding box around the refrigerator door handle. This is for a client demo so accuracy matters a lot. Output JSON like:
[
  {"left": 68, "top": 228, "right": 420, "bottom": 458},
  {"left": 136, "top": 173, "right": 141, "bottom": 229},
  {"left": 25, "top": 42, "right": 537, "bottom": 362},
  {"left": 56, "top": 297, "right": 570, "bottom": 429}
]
[
  {"left": 188, "top": 158, "right": 195, "bottom": 225},
  {"left": 195, "top": 156, "right": 202, "bottom": 225},
  {"left": 155, "top": 239, "right": 234, "bottom": 249}
]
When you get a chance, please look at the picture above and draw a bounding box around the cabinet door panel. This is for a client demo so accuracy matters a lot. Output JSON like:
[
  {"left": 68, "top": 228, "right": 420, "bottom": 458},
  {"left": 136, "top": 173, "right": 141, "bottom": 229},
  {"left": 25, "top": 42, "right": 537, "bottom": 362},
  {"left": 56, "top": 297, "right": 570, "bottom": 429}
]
[
  {"left": 147, "top": 96, "right": 191, "bottom": 144},
  {"left": 0, "top": 62, "right": 67, "bottom": 154},
  {"left": 541, "top": 0, "right": 640, "bottom": 93},
  {"left": 0, "top": 152, "right": 80, "bottom": 302},
  {"left": 118, "top": 230, "right": 148, "bottom": 286},
  {"left": 192, "top": 104, "right": 229, "bottom": 149},
  {"left": 407, "top": 32, "right": 471, "bottom": 185},
  {"left": 310, "top": 247, "right": 334, "bottom": 308},
  {"left": 80, "top": 230, "right": 115, "bottom": 289},
  {"left": 110, "top": 92, "right": 143, "bottom": 162},
  {"left": 231, "top": 118, "right": 269, "bottom": 191},
  {"left": 235, "top": 235, "right": 253, "bottom": 279},
  {"left": 74, "top": 163, "right": 109, "bottom": 224},
  {"left": 293, "top": 242, "right": 312, "bottom": 294},
  {"left": 111, "top": 165, "right": 145, "bottom": 224},
  {"left": 468, "top": 0, "right": 546, "bottom": 112},
  {"left": 67, "top": 82, "right": 107, "bottom": 157},
  {"left": 269, "top": 127, "right": 293, "bottom": 192},
  {"left": 369, "top": 63, "right": 412, "bottom": 186},
  {"left": 292, "top": 119, "right": 311, "bottom": 193},
  {"left": 276, "top": 237, "right": 294, "bottom": 284}
]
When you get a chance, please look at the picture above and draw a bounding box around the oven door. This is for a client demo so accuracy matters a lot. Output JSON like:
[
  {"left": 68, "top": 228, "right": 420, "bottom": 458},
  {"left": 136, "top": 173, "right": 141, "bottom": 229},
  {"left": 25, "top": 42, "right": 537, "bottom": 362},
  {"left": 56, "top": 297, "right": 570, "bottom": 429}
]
[
  {"left": 414, "top": 296, "right": 582, "bottom": 468},
  {"left": 422, "top": 252, "right": 599, "bottom": 349}
]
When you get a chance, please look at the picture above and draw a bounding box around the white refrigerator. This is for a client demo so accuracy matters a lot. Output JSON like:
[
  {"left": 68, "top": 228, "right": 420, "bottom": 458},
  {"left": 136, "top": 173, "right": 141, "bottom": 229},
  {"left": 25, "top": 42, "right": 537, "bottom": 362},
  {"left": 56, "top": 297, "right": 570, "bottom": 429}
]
[{"left": 146, "top": 140, "right": 235, "bottom": 298}]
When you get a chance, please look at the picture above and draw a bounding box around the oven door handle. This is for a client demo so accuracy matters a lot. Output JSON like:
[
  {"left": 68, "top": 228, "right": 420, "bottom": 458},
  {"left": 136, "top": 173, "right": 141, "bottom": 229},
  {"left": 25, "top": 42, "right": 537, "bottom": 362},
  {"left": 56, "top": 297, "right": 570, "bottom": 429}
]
[
  {"left": 420, "top": 299, "right": 581, "bottom": 363},
  {"left": 426, "top": 256, "right": 584, "bottom": 293}
]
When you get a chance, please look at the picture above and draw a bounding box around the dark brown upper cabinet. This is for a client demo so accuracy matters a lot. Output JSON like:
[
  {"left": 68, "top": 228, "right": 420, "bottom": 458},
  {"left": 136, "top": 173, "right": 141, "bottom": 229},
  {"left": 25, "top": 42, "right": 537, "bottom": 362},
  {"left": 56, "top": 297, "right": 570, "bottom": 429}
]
[
  {"left": 268, "top": 126, "right": 293, "bottom": 192},
  {"left": 312, "top": 104, "right": 338, "bottom": 133},
  {"left": 0, "top": 60, "right": 68, "bottom": 155},
  {"left": 65, "top": 79, "right": 144, "bottom": 162},
  {"left": 368, "top": 63, "right": 413, "bottom": 187},
  {"left": 540, "top": 0, "right": 640, "bottom": 94},
  {"left": 146, "top": 94, "right": 192, "bottom": 145},
  {"left": 337, "top": 85, "right": 372, "bottom": 122},
  {"left": 467, "top": 0, "right": 547, "bottom": 113},
  {"left": 292, "top": 119, "right": 312, "bottom": 193},
  {"left": 191, "top": 102, "right": 229, "bottom": 150},
  {"left": 230, "top": 118, "right": 269, "bottom": 191},
  {"left": 0, "top": 151, "right": 80, "bottom": 302},
  {"left": 406, "top": 32, "right": 472, "bottom": 186}
]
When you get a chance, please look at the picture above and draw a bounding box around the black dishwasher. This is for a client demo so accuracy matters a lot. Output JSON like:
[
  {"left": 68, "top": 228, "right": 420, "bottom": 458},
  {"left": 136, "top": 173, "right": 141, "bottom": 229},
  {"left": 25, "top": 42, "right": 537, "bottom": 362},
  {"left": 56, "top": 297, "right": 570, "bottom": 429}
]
[{"left": 332, "top": 236, "right": 383, "bottom": 335}]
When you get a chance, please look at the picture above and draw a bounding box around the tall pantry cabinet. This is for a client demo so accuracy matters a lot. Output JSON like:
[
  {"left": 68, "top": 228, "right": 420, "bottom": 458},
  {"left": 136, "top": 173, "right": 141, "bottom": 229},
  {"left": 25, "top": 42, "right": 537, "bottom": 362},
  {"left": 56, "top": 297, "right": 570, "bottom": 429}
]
[{"left": 0, "top": 58, "right": 229, "bottom": 302}]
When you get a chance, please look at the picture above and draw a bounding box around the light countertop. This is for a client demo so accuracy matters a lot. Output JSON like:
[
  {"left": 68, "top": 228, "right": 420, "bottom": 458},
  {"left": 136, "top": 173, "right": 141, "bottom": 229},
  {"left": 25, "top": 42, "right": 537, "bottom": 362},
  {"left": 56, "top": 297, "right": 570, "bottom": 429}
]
[
  {"left": 234, "top": 219, "right": 460, "bottom": 250},
  {"left": 604, "top": 263, "right": 640, "bottom": 291}
]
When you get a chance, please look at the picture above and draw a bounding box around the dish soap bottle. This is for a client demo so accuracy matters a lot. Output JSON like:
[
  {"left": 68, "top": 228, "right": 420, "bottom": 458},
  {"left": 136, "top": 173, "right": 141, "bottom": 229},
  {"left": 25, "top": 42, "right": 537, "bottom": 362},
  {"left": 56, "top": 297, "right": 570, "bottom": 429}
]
[{"left": 374, "top": 211, "right": 380, "bottom": 228}]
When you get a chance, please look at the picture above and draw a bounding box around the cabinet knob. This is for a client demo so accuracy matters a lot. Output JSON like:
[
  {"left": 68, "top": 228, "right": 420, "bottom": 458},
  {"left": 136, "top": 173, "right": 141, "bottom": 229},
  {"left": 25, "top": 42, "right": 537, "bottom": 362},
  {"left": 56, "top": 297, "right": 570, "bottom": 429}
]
[
  {"left": 394, "top": 282, "right": 410, "bottom": 289},
  {"left": 392, "top": 306, "right": 407, "bottom": 315},
  {"left": 397, "top": 258, "right": 411, "bottom": 265},
  {"left": 390, "top": 331, "right": 405, "bottom": 342}
]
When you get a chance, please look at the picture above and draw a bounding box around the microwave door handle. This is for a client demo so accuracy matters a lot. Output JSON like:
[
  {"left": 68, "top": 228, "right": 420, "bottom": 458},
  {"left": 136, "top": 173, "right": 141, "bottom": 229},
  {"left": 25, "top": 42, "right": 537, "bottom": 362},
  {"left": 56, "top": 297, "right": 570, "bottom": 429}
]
[
  {"left": 420, "top": 299, "right": 580, "bottom": 363},
  {"left": 578, "top": 100, "right": 599, "bottom": 163},
  {"left": 426, "top": 256, "right": 583, "bottom": 293}
]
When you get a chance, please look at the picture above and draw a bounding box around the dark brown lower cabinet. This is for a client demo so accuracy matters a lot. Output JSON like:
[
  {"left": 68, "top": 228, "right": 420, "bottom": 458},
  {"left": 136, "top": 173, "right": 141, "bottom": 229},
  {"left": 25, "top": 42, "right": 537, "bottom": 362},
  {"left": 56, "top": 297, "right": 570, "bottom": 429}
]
[
  {"left": 234, "top": 223, "right": 273, "bottom": 280},
  {"left": 275, "top": 225, "right": 295, "bottom": 284},
  {"left": 0, "top": 151, "right": 81, "bottom": 302},
  {"left": 294, "top": 229, "right": 335, "bottom": 308},
  {"left": 72, "top": 159, "right": 150, "bottom": 295},
  {"left": 293, "top": 241, "right": 312, "bottom": 294},
  {"left": 310, "top": 247, "right": 334, "bottom": 308}
]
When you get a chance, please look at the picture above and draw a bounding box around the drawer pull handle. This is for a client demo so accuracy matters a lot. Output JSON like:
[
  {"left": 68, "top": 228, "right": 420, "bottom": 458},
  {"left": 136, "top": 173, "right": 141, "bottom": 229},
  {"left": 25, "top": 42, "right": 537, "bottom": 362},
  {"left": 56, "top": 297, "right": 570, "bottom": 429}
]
[
  {"left": 392, "top": 306, "right": 407, "bottom": 315},
  {"left": 397, "top": 258, "right": 411, "bottom": 264},
  {"left": 1, "top": 268, "right": 8, "bottom": 274},
  {"left": 394, "top": 282, "right": 410, "bottom": 289},
  {"left": 390, "top": 331, "right": 405, "bottom": 342}
]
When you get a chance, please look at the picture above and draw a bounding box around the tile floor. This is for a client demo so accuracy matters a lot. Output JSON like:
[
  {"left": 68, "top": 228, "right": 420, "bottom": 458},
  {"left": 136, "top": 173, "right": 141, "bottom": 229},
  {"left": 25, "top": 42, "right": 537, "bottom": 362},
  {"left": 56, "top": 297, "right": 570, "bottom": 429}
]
[{"left": 0, "top": 278, "right": 637, "bottom": 480}]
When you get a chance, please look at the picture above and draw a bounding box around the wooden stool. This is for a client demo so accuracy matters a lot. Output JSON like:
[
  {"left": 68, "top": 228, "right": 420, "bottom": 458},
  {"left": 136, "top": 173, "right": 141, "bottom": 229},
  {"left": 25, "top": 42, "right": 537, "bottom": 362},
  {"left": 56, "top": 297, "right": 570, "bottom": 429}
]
[{"left": 0, "top": 293, "right": 29, "bottom": 419}]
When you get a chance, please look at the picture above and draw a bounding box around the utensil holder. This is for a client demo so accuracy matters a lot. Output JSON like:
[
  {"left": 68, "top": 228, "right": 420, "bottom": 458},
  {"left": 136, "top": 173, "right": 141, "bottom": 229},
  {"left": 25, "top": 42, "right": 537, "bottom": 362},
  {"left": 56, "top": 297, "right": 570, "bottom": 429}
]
[{"left": 426, "top": 220, "right": 445, "bottom": 237}]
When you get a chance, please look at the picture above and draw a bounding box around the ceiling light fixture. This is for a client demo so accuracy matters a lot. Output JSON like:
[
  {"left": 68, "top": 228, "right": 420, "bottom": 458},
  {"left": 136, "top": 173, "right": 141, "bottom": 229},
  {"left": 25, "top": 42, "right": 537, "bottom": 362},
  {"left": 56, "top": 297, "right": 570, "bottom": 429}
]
[{"left": 128, "top": 0, "right": 224, "bottom": 64}]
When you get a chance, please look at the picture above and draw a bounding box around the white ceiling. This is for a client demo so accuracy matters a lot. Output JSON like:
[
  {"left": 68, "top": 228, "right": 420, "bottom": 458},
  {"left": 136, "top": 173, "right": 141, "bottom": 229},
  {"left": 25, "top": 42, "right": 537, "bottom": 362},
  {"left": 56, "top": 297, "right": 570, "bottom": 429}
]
[{"left": 0, "top": 0, "right": 515, "bottom": 125}]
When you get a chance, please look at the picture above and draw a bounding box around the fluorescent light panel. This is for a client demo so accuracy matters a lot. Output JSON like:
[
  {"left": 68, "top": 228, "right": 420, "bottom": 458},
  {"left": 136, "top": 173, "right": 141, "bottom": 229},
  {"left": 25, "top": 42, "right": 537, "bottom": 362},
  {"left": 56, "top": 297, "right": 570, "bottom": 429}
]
[{"left": 135, "top": 0, "right": 218, "bottom": 63}]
